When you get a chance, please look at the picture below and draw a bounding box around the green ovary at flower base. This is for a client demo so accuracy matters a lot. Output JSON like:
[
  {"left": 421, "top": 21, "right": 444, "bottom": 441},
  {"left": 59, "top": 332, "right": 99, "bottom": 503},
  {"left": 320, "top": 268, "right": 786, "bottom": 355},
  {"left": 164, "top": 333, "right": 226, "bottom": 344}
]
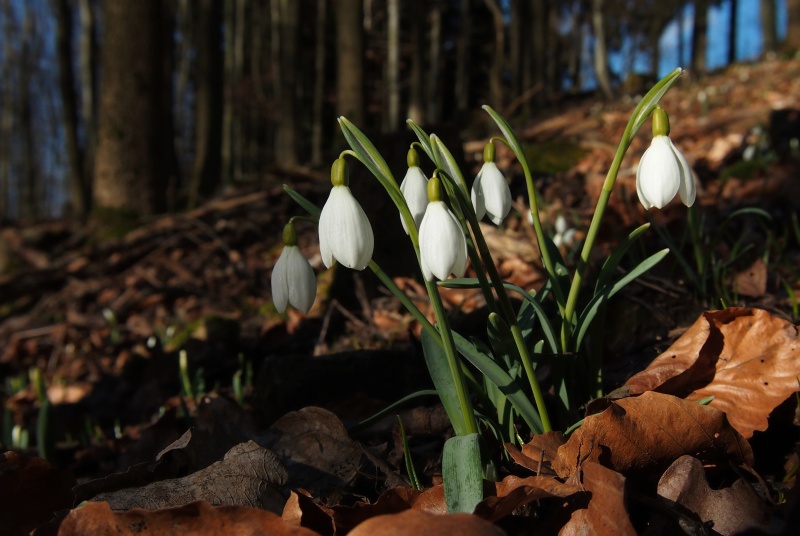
[
  {"left": 318, "top": 157, "right": 375, "bottom": 270},
  {"left": 419, "top": 176, "right": 468, "bottom": 282},
  {"left": 471, "top": 141, "right": 512, "bottom": 225},
  {"left": 636, "top": 106, "right": 696, "bottom": 210},
  {"left": 399, "top": 147, "right": 429, "bottom": 234},
  {"left": 271, "top": 222, "right": 317, "bottom": 314}
]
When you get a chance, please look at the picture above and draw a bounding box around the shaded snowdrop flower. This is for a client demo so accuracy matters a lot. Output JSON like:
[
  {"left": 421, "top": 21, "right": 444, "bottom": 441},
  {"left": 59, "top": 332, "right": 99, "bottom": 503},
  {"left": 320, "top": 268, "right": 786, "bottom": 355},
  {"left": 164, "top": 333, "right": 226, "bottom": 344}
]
[
  {"left": 271, "top": 222, "right": 316, "bottom": 314},
  {"left": 419, "top": 176, "right": 468, "bottom": 281},
  {"left": 636, "top": 106, "right": 696, "bottom": 210},
  {"left": 471, "top": 142, "right": 511, "bottom": 225},
  {"left": 319, "top": 157, "right": 374, "bottom": 270},
  {"left": 399, "top": 147, "right": 428, "bottom": 234},
  {"left": 553, "top": 214, "right": 576, "bottom": 248}
]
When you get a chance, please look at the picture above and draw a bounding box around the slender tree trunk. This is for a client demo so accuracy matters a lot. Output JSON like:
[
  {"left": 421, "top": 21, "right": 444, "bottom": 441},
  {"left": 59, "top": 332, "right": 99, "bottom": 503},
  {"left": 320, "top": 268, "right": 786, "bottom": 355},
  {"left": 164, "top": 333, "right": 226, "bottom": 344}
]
[
  {"left": 510, "top": 0, "right": 524, "bottom": 99},
  {"left": 427, "top": 1, "right": 442, "bottom": 123},
  {"left": 692, "top": 0, "right": 709, "bottom": 74},
  {"left": 0, "top": 0, "right": 13, "bottom": 219},
  {"left": 20, "top": 10, "right": 37, "bottom": 220},
  {"left": 275, "top": 0, "right": 299, "bottom": 166},
  {"left": 455, "top": 0, "right": 471, "bottom": 112},
  {"left": 591, "top": 0, "right": 613, "bottom": 99},
  {"left": 761, "top": 0, "right": 778, "bottom": 53},
  {"left": 407, "top": 0, "right": 425, "bottom": 124},
  {"left": 385, "top": 0, "right": 400, "bottom": 132},
  {"left": 312, "top": 0, "right": 327, "bottom": 165},
  {"left": 788, "top": 0, "right": 800, "bottom": 50},
  {"left": 221, "top": 0, "right": 236, "bottom": 186},
  {"left": 483, "top": 0, "right": 505, "bottom": 110},
  {"left": 189, "top": 0, "right": 224, "bottom": 206},
  {"left": 78, "top": 0, "right": 97, "bottom": 201},
  {"left": 335, "top": 0, "right": 364, "bottom": 124},
  {"left": 93, "top": 0, "right": 175, "bottom": 216},
  {"left": 532, "top": 0, "right": 547, "bottom": 101},
  {"left": 728, "top": 0, "right": 739, "bottom": 63}
]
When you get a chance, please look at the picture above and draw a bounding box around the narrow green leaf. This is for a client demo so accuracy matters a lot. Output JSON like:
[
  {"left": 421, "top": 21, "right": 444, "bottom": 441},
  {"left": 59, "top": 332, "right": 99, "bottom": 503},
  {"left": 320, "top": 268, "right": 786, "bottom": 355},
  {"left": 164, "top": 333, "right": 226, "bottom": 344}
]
[
  {"left": 349, "top": 389, "right": 440, "bottom": 434},
  {"left": 594, "top": 223, "right": 651, "bottom": 294},
  {"left": 572, "top": 249, "right": 670, "bottom": 350},
  {"left": 406, "top": 120, "right": 434, "bottom": 162},
  {"left": 421, "top": 329, "right": 468, "bottom": 437},
  {"left": 338, "top": 117, "right": 396, "bottom": 184},
  {"left": 431, "top": 135, "right": 467, "bottom": 190},
  {"left": 452, "top": 331, "right": 544, "bottom": 434},
  {"left": 398, "top": 416, "right": 422, "bottom": 490},
  {"left": 629, "top": 67, "right": 684, "bottom": 140},
  {"left": 443, "top": 433, "right": 483, "bottom": 513},
  {"left": 283, "top": 185, "right": 322, "bottom": 220}
]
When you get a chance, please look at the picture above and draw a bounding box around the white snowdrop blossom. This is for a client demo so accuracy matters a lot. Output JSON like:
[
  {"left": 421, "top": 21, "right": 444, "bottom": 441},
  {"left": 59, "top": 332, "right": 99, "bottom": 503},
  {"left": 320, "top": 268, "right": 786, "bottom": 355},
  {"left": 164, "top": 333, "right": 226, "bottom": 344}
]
[
  {"left": 399, "top": 148, "right": 429, "bottom": 233},
  {"left": 553, "top": 214, "right": 576, "bottom": 248},
  {"left": 319, "top": 158, "right": 374, "bottom": 270},
  {"left": 419, "top": 177, "right": 468, "bottom": 281},
  {"left": 636, "top": 107, "right": 696, "bottom": 210},
  {"left": 271, "top": 224, "right": 316, "bottom": 314},
  {"left": 471, "top": 142, "right": 511, "bottom": 225}
]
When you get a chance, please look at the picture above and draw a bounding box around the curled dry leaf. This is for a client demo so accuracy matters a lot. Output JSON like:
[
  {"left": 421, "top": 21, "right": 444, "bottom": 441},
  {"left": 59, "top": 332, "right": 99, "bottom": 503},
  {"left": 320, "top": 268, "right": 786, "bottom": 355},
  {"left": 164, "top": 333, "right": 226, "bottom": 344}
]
[
  {"left": 560, "top": 462, "right": 636, "bottom": 536},
  {"left": 474, "top": 474, "right": 582, "bottom": 522},
  {"left": 624, "top": 308, "right": 800, "bottom": 438},
  {"left": 553, "top": 391, "right": 753, "bottom": 478},
  {"left": 505, "top": 431, "right": 566, "bottom": 475},
  {"left": 347, "top": 508, "right": 505, "bottom": 536},
  {"left": 58, "top": 500, "right": 318, "bottom": 536},
  {"left": 658, "top": 455, "right": 770, "bottom": 536},
  {"left": 91, "top": 441, "right": 287, "bottom": 512}
]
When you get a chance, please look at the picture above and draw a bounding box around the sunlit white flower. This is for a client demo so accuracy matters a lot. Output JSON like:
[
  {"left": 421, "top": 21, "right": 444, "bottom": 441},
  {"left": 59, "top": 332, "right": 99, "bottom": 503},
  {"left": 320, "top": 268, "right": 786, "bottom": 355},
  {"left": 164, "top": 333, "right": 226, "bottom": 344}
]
[
  {"left": 319, "top": 158, "right": 374, "bottom": 270},
  {"left": 471, "top": 142, "right": 511, "bottom": 225},
  {"left": 271, "top": 224, "right": 316, "bottom": 314},
  {"left": 419, "top": 177, "right": 468, "bottom": 281},
  {"left": 636, "top": 107, "right": 696, "bottom": 210},
  {"left": 553, "top": 214, "right": 576, "bottom": 248},
  {"left": 400, "top": 166, "right": 429, "bottom": 234}
]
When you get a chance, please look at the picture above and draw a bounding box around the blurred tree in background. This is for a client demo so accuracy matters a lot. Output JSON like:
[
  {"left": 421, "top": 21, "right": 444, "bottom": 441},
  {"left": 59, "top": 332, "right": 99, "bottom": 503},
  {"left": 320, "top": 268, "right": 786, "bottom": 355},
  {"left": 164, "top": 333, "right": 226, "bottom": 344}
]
[{"left": 0, "top": 0, "right": 795, "bottom": 223}]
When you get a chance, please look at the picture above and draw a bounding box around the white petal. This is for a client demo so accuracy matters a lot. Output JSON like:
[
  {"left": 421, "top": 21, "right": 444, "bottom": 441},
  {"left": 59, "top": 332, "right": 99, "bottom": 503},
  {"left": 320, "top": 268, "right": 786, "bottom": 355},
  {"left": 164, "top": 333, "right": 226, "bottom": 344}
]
[
  {"left": 400, "top": 166, "right": 429, "bottom": 233},
  {"left": 471, "top": 171, "right": 486, "bottom": 221},
  {"left": 271, "top": 247, "right": 290, "bottom": 313},
  {"left": 285, "top": 246, "right": 317, "bottom": 313},
  {"left": 670, "top": 139, "right": 696, "bottom": 207},
  {"left": 419, "top": 201, "right": 467, "bottom": 281},
  {"left": 637, "top": 136, "right": 681, "bottom": 209},
  {"left": 318, "top": 186, "right": 374, "bottom": 270},
  {"left": 555, "top": 214, "right": 568, "bottom": 235},
  {"left": 478, "top": 162, "right": 511, "bottom": 225}
]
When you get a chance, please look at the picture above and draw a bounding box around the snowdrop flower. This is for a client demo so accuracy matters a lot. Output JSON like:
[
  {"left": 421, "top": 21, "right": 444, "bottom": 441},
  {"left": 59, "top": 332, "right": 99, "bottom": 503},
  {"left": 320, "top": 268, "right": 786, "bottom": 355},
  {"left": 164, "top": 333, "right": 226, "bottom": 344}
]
[
  {"left": 636, "top": 107, "right": 696, "bottom": 210},
  {"left": 419, "top": 176, "right": 468, "bottom": 281},
  {"left": 271, "top": 223, "right": 316, "bottom": 314},
  {"left": 399, "top": 147, "right": 428, "bottom": 234},
  {"left": 471, "top": 142, "right": 512, "bottom": 225},
  {"left": 553, "top": 214, "right": 576, "bottom": 248},
  {"left": 319, "top": 157, "right": 374, "bottom": 270}
]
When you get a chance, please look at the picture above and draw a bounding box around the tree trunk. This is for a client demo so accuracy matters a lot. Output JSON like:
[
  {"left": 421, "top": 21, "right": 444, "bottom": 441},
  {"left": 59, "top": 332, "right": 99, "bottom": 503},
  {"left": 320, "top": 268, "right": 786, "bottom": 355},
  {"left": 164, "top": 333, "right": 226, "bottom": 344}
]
[
  {"left": 385, "top": 0, "right": 400, "bottom": 132},
  {"left": 407, "top": 0, "right": 425, "bottom": 124},
  {"left": 188, "top": 0, "right": 224, "bottom": 207},
  {"left": 591, "top": 0, "right": 613, "bottom": 99},
  {"left": 691, "top": 0, "right": 709, "bottom": 74},
  {"left": 510, "top": 0, "right": 525, "bottom": 100},
  {"left": 483, "top": 0, "right": 505, "bottom": 110},
  {"left": 455, "top": 0, "right": 471, "bottom": 112},
  {"left": 335, "top": 0, "right": 364, "bottom": 124},
  {"left": 93, "top": 0, "right": 175, "bottom": 217},
  {"left": 311, "top": 0, "right": 327, "bottom": 165},
  {"left": 728, "top": 0, "right": 739, "bottom": 63},
  {"left": 427, "top": 1, "right": 442, "bottom": 123},
  {"left": 78, "top": 0, "right": 98, "bottom": 203},
  {"left": 275, "top": 0, "right": 299, "bottom": 167},
  {"left": 54, "top": 0, "right": 90, "bottom": 220},
  {"left": 788, "top": 0, "right": 800, "bottom": 50},
  {"left": 20, "top": 9, "right": 38, "bottom": 220},
  {"left": 761, "top": 0, "right": 777, "bottom": 54}
]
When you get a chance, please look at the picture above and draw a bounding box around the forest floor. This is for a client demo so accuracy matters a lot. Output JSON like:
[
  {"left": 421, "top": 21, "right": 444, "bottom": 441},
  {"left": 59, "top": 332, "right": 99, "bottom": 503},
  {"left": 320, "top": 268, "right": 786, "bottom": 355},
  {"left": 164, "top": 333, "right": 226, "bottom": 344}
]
[{"left": 2, "top": 55, "right": 800, "bottom": 535}]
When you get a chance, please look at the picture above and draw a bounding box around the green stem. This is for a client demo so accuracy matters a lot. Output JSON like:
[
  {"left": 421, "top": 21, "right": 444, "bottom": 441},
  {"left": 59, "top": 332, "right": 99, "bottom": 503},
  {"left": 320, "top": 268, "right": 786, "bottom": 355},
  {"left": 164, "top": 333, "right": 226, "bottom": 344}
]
[{"left": 509, "top": 323, "right": 552, "bottom": 432}]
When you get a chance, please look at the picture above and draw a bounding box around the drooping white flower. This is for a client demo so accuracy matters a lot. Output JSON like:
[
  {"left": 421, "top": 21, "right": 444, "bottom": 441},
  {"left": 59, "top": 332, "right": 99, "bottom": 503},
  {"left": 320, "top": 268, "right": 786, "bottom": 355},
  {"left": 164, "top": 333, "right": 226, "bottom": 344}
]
[
  {"left": 271, "top": 224, "right": 316, "bottom": 313},
  {"left": 636, "top": 107, "right": 696, "bottom": 210},
  {"left": 399, "top": 148, "right": 429, "bottom": 234},
  {"left": 318, "top": 158, "right": 374, "bottom": 270},
  {"left": 553, "top": 214, "right": 576, "bottom": 248},
  {"left": 471, "top": 142, "right": 511, "bottom": 225},
  {"left": 419, "top": 177, "right": 468, "bottom": 281}
]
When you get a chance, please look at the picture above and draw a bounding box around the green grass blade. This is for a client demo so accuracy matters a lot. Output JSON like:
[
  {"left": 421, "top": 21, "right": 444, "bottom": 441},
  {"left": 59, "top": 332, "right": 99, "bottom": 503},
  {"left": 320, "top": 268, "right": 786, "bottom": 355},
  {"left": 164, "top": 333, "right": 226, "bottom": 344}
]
[
  {"left": 594, "top": 223, "right": 651, "bottom": 294},
  {"left": 283, "top": 185, "right": 322, "bottom": 220},
  {"left": 398, "top": 416, "right": 422, "bottom": 490},
  {"left": 348, "top": 389, "right": 440, "bottom": 434},
  {"left": 338, "top": 117, "right": 396, "bottom": 184}
]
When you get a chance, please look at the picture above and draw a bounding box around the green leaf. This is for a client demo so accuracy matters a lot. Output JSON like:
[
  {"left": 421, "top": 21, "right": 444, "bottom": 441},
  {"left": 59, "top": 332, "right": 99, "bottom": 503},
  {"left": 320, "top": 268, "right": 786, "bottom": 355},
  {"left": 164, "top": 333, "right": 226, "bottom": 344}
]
[
  {"left": 421, "top": 329, "right": 468, "bottom": 437},
  {"left": 442, "top": 433, "right": 483, "bottom": 513},
  {"left": 571, "top": 249, "right": 670, "bottom": 350},
  {"left": 283, "top": 185, "right": 322, "bottom": 220},
  {"left": 338, "top": 117, "right": 396, "bottom": 185},
  {"left": 628, "top": 67, "right": 684, "bottom": 140},
  {"left": 398, "top": 416, "right": 422, "bottom": 490},
  {"left": 349, "top": 389, "right": 440, "bottom": 434},
  {"left": 431, "top": 135, "right": 468, "bottom": 191},
  {"left": 452, "top": 331, "right": 544, "bottom": 434},
  {"left": 406, "top": 120, "right": 434, "bottom": 162},
  {"left": 594, "top": 223, "right": 651, "bottom": 294}
]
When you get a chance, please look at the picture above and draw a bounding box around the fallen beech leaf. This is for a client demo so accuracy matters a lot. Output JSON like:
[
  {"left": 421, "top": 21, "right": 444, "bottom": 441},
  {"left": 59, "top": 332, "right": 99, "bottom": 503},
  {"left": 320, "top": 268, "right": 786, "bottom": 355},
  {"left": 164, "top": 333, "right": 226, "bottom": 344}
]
[
  {"left": 658, "top": 455, "right": 770, "bottom": 535},
  {"left": 624, "top": 308, "right": 800, "bottom": 437},
  {"left": 560, "top": 462, "right": 636, "bottom": 536},
  {"left": 733, "top": 258, "right": 768, "bottom": 297},
  {"left": 91, "top": 441, "right": 287, "bottom": 512},
  {"left": 553, "top": 391, "right": 753, "bottom": 477},
  {"left": 411, "top": 484, "right": 448, "bottom": 515},
  {"left": 331, "top": 486, "right": 423, "bottom": 534},
  {"left": 282, "top": 489, "right": 334, "bottom": 535},
  {"left": 347, "top": 508, "right": 505, "bottom": 536},
  {"left": 58, "top": 500, "right": 318, "bottom": 535},
  {"left": 505, "top": 431, "right": 565, "bottom": 475},
  {"left": 0, "top": 452, "right": 75, "bottom": 536},
  {"left": 474, "top": 475, "right": 582, "bottom": 522}
]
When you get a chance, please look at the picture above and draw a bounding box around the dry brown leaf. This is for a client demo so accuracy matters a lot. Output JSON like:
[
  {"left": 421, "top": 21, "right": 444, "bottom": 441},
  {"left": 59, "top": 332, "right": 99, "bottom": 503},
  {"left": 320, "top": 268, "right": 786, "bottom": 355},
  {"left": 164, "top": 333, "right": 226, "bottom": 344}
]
[
  {"left": 474, "top": 475, "right": 582, "bottom": 522},
  {"left": 733, "top": 258, "right": 768, "bottom": 297},
  {"left": 347, "top": 509, "right": 505, "bottom": 536},
  {"left": 58, "top": 500, "right": 318, "bottom": 536},
  {"left": 91, "top": 441, "right": 287, "bottom": 512},
  {"left": 559, "top": 462, "right": 636, "bottom": 536},
  {"left": 624, "top": 308, "right": 800, "bottom": 437},
  {"left": 657, "top": 455, "right": 770, "bottom": 535},
  {"left": 282, "top": 490, "right": 335, "bottom": 536},
  {"left": 553, "top": 391, "right": 753, "bottom": 477},
  {"left": 0, "top": 451, "right": 76, "bottom": 536}
]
